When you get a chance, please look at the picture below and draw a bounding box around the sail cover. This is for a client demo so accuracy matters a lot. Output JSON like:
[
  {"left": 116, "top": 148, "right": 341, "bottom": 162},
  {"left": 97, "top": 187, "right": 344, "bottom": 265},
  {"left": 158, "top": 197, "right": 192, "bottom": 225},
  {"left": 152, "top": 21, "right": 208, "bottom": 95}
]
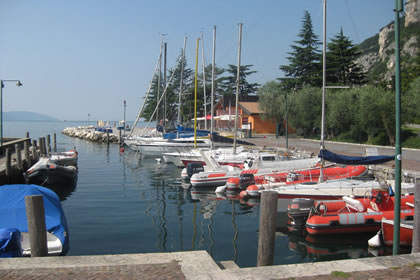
[{"left": 318, "top": 149, "right": 394, "bottom": 165}]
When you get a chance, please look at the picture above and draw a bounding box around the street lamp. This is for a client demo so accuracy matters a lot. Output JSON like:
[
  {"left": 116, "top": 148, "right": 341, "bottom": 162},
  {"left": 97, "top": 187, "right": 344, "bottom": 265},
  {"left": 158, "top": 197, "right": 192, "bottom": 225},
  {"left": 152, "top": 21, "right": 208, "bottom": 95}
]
[
  {"left": 0, "top": 79, "right": 23, "bottom": 145},
  {"left": 123, "top": 100, "right": 126, "bottom": 136}
]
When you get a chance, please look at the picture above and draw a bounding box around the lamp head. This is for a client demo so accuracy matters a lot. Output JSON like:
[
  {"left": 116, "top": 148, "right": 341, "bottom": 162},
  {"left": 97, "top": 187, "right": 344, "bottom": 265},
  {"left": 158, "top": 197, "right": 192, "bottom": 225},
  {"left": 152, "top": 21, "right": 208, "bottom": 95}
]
[{"left": 16, "top": 81, "right": 23, "bottom": 87}]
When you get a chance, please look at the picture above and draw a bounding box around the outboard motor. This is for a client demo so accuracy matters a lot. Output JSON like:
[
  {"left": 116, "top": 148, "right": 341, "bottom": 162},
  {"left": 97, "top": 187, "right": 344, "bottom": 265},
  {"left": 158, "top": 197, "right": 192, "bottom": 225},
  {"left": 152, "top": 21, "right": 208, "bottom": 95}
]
[
  {"left": 186, "top": 163, "right": 204, "bottom": 178},
  {"left": 239, "top": 173, "right": 255, "bottom": 190},
  {"left": 287, "top": 198, "right": 315, "bottom": 226}
]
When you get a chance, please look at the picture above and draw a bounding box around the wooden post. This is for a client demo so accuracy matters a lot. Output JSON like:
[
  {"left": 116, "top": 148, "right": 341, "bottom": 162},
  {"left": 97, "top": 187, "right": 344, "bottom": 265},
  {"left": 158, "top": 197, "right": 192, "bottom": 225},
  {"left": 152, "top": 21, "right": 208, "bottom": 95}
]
[
  {"left": 412, "top": 182, "right": 420, "bottom": 253},
  {"left": 26, "top": 132, "right": 30, "bottom": 138},
  {"left": 119, "top": 129, "right": 122, "bottom": 144},
  {"left": 15, "top": 144, "right": 23, "bottom": 171},
  {"left": 257, "top": 191, "right": 278, "bottom": 266},
  {"left": 46, "top": 135, "right": 51, "bottom": 154},
  {"left": 32, "top": 140, "right": 38, "bottom": 162},
  {"left": 5, "top": 148, "right": 12, "bottom": 177},
  {"left": 25, "top": 195, "right": 48, "bottom": 257},
  {"left": 42, "top": 137, "right": 47, "bottom": 156},
  {"left": 24, "top": 140, "right": 31, "bottom": 167},
  {"left": 106, "top": 131, "right": 110, "bottom": 144},
  {"left": 38, "top": 138, "right": 43, "bottom": 156},
  {"left": 53, "top": 133, "right": 57, "bottom": 152}
]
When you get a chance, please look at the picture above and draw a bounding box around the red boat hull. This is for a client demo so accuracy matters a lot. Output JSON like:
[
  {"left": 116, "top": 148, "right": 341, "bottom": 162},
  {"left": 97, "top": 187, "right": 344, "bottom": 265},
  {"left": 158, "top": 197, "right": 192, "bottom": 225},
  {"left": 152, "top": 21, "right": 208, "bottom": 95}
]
[{"left": 382, "top": 219, "right": 413, "bottom": 247}]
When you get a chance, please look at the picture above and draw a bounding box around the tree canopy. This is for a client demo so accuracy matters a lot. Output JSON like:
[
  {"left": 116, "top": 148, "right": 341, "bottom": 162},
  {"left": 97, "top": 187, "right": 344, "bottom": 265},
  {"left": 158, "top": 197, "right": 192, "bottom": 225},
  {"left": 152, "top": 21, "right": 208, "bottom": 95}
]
[
  {"left": 219, "top": 64, "right": 260, "bottom": 96},
  {"left": 279, "top": 11, "right": 321, "bottom": 89},
  {"left": 326, "top": 28, "right": 366, "bottom": 86}
]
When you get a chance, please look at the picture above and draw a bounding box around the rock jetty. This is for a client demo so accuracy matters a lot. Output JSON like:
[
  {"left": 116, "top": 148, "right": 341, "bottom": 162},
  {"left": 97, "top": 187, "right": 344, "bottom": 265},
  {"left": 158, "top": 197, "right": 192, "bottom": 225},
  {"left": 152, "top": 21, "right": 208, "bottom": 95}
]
[{"left": 62, "top": 126, "right": 119, "bottom": 143}]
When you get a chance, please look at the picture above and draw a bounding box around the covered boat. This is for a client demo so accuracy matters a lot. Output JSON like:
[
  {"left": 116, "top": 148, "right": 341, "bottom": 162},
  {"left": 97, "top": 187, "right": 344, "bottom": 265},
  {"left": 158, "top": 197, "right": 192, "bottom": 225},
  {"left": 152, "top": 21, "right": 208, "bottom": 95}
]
[{"left": 0, "top": 184, "right": 69, "bottom": 256}]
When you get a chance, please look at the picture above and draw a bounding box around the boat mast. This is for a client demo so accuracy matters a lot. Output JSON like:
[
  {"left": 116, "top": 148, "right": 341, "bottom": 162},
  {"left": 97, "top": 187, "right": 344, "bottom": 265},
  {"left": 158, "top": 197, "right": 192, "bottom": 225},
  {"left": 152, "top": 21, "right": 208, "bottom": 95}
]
[
  {"left": 201, "top": 32, "right": 208, "bottom": 130},
  {"left": 194, "top": 38, "right": 200, "bottom": 148},
  {"left": 163, "top": 42, "right": 168, "bottom": 130},
  {"left": 233, "top": 23, "right": 243, "bottom": 154},
  {"left": 177, "top": 37, "right": 187, "bottom": 130},
  {"left": 210, "top": 26, "right": 216, "bottom": 148},
  {"left": 319, "top": 0, "right": 327, "bottom": 182},
  {"left": 156, "top": 36, "right": 164, "bottom": 126}
]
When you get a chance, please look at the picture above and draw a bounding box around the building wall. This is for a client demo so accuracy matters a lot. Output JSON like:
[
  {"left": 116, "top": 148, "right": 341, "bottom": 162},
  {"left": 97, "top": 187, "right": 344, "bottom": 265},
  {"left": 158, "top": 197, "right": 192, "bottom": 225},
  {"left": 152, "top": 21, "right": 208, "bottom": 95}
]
[{"left": 247, "top": 115, "right": 276, "bottom": 134}]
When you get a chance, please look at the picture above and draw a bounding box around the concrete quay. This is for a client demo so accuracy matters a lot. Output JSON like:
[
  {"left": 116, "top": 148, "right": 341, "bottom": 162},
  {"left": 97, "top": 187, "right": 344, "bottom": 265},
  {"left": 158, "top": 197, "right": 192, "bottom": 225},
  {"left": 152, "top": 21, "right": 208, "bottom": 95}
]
[{"left": 0, "top": 251, "right": 419, "bottom": 279}]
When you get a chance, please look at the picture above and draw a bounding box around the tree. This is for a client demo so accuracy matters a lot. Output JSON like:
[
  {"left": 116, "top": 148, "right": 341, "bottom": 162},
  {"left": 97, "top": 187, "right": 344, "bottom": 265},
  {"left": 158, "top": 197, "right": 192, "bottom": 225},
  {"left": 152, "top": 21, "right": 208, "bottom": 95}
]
[
  {"left": 257, "top": 81, "right": 287, "bottom": 123},
  {"left": 287, "top": 87, "right": 322, "bottom": 137},
  {"left": 219, "top": 64, "right": 260, "bottom": 97},
  {"left": 326, "top": 29, "right": 366, "bottom": 86},
  {"left": 279, "top": 11, "right": 321, "bottom": 89}
]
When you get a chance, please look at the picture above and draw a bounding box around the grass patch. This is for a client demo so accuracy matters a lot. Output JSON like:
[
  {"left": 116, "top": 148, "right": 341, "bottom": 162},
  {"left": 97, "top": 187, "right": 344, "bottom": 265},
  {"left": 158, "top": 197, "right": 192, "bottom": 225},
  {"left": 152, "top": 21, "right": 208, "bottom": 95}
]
[
  {"left": 330, "top": 271, "right": 350, "bottom": 278},
  {"left": 407, "top": 263, "right": 420, "bottom": 268}
]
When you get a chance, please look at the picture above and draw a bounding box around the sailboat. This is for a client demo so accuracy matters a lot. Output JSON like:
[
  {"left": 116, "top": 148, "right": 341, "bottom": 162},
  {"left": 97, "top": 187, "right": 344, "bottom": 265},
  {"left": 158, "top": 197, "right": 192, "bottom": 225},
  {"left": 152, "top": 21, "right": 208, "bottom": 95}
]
[{"left": 259, "top": 0, "right": 401, "bottom": 214}]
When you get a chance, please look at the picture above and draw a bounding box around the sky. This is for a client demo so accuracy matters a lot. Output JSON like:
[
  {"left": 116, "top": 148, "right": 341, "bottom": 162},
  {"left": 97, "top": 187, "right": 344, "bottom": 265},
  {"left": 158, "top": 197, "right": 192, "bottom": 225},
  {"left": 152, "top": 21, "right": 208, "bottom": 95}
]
[{"left": 0, "top": 0, "right": 398, "bottom": 121}]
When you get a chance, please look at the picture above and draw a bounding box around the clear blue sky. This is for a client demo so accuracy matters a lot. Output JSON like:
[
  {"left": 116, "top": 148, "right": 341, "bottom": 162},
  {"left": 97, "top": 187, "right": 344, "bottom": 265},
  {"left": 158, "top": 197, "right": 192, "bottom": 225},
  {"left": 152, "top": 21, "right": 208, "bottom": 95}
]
[{"left": 0, "top": 0, "right": 397, "bottom": 121}]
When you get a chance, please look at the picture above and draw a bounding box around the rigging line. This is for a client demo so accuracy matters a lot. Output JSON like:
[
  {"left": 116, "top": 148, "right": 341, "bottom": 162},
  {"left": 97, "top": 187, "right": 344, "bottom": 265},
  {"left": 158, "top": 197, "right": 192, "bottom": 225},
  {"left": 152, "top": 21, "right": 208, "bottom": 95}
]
[
  {"left": 142, "top": 54, "right": 184, "bottom": 135},
  {"left": 129, "top": 50, "right": 163, "bottom": 136},
  {"left": 344, "top": 0, "right": 361, "bottom": 44}
]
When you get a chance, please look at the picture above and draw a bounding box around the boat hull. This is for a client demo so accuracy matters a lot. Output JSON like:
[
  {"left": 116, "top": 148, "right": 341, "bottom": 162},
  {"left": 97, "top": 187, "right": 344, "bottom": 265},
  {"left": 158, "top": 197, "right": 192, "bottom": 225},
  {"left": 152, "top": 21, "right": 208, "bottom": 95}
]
[{"left": 382, "top": 219, "right": 413, "bottom": 247}]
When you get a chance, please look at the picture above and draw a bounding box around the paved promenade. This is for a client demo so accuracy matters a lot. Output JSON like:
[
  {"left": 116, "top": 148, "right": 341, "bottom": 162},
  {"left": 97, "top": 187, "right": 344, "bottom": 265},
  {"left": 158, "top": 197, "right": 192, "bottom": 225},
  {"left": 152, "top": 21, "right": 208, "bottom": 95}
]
[{"left": 0, "top": 251, "right": 419, "bottom": 279}]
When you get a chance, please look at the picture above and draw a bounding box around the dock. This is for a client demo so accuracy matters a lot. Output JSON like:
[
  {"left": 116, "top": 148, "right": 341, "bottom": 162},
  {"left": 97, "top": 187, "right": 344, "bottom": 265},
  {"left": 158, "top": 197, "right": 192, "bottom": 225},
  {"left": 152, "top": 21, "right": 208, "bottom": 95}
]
[
  {"left": 0, "top": 134, "right": 56, "bottom": 184},
  {"left": 0, "top": 251, "right": 419, "bottom": 279}
]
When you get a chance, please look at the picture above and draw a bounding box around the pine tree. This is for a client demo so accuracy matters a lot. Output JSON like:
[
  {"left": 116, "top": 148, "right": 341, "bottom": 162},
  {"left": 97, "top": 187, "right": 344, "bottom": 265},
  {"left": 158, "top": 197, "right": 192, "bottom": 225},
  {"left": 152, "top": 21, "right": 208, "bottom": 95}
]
[
  {"left": 279, "top": 11, "right": 321, "bottom": 89},
  {"left": 219, "top": 64, "right": 260, "bottom": 97},
  {"left": 326, "top": 28, "right": 366, "bottom": 86}
]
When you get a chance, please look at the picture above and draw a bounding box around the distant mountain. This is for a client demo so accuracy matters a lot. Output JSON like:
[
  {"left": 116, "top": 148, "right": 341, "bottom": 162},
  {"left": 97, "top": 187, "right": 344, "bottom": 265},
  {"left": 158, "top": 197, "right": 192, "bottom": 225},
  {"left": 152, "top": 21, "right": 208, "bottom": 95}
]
[{"left": 4, "top": 111, "right": 57, "bottom": 121}]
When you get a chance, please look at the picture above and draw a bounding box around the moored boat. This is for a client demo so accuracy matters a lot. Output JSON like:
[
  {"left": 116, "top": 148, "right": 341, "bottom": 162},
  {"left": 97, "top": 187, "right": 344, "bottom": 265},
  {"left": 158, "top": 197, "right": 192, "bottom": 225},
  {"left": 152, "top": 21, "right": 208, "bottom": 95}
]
[
  {"left": 368, "top": 218, "right": 414, "bottom": 248},
  {"left": 303, "top": 189, "right": 414, "bottom": 235},
  {"left": 0, "top": 184, "right": 69, "bottom": 257},
  {"left": 24, "top": 157, "right": 78, "bottom": 186},
  {"left": 49, "top": 149, "right": 78, "bottom": 167}
]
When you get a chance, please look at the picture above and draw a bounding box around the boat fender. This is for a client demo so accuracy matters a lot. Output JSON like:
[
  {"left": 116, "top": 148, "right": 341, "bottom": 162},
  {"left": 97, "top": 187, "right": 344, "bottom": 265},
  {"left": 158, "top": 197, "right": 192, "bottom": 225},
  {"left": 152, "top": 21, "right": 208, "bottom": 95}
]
[
  {"left": 239, "top": 190, "right": 248, "bottom": 199},
  {"left": 316, "top": 202, "right": 328, "bottom": 215},
  {"left": 286, "top": 172, "right": 298, "bottom": 182}
]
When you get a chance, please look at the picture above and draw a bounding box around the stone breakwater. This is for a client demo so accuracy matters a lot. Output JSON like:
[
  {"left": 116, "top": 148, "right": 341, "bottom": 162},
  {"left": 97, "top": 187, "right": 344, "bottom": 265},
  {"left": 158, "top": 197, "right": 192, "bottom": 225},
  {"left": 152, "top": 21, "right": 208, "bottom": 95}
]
[{"left": 62, "top": 127, "right": 120, "bottom": 143}]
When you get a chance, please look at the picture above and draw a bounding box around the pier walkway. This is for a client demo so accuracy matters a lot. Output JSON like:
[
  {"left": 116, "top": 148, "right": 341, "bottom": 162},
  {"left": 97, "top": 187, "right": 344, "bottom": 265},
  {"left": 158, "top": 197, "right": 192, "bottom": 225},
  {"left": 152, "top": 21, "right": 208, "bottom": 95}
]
[{"left": 0, "top": 251, "right": 419, "bottom": 279}]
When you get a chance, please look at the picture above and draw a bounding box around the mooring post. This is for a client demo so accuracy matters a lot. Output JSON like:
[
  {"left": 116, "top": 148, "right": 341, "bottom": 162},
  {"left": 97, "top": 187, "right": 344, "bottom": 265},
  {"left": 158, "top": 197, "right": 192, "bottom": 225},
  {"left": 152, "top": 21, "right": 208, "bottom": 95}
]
[
  {"left": 24, "top": 140, "right": 31, "bottom": 167},
  {"left": 15, "top": 144, "right": 23, "bottom": 171},
  {"left": 26, "top": 132, "right": 30, "bottom": 138},
  {"left": 119, "top": 129, "right": 122, "bottom": 144},
  {"left": 42, "top": 137, "right": 47, "bottom": 156},
  {"left": 32, "top": 139, "right": 38, "bottom": 162},
  {"left": 257, "top": 191, "right": 278, "bottom": 266},
  {"left": 5, "top": 148, "right": 12, "bottom": 177},
  {"left": 53, "top": 133, "right": 57, "bottom": 152},
  {"left": 412, "top": 182, "right": 420, "bottom": 253},
  {"left": 25, "top": 195, "right": 48, "bottom": 257},
  {"left": 46, "top": 135, "right": 51, "bottom": 154},
  {"left": 106, "top": 131, "right": 110, "bottom": 144},
  {"left": 38, "top": 138, "right": 43, "bottom": 156}
]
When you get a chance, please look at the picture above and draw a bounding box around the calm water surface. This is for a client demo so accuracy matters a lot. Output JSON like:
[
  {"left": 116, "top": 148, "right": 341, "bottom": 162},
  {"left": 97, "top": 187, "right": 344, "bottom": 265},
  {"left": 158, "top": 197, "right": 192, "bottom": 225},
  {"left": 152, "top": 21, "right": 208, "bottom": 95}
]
[{"left": 4, "top": 120, "right": 394, "bottom": 267}]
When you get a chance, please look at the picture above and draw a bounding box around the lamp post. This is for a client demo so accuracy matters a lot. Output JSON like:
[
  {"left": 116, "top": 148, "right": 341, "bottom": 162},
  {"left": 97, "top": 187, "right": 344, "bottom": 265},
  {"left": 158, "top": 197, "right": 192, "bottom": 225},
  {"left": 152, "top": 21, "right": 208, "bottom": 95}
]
[
  {"left": 123, "top": 100, "right": 126, "bottom": 136},
  {"left": 88, "top": 114, "right": 90, "bottom": 126},
  {"left": 0, "top": 79, "right": 23, "bottom": 145}
]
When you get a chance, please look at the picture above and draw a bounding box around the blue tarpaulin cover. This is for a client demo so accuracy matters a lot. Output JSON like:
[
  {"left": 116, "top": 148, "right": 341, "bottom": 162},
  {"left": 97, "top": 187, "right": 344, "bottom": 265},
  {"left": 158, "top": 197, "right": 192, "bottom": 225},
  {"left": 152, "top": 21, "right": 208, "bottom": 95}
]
[
  {"left": 0, "top": 184, "right": 69, "bottom": 255},
  {"left": 318, "top": 149, "right": 395, "bottom": 165}
]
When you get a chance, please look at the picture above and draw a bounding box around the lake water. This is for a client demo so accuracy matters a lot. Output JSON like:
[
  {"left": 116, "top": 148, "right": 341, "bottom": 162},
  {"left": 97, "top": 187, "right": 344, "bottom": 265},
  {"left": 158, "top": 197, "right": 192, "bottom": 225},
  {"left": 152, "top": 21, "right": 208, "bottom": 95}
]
[{"left": 4, "top": 120, "right": 401, "bottom": 267}]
